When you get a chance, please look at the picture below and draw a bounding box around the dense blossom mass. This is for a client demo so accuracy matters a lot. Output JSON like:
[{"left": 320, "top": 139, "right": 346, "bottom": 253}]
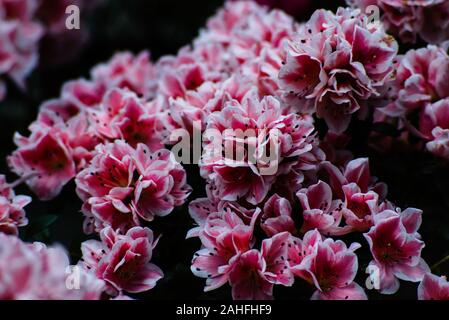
[
  {"left": 373, "top": 45, "right": 449, "bottom": 160},
  {"left": 279, "top": 7, "right": 398, "bottom": 133},
  {"left": 0, "top": 0, "right": 448, "bottom": 300}
]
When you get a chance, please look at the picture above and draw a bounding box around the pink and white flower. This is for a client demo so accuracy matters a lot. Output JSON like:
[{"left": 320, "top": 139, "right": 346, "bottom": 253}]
[
  {"left": 261, "top": 231, "right": 295, "bottom": 287},
  {"left": 228, "top": 232, "right": 294, "bottom": 300},
  {"left": 323, "top": 157, "right": 383, "bottom": 196},
  {"left": 189, "top": 202, "right": 258, "bottom": 292},
  {"left": 8, "top": 127, "right": 76, "bottom": 200},
  {"left": 380, "top": 46, "right": 449, "bottom": 118},
  {"left": 261, "top": 194, "right": 296, "bottom": 237},
  {"left": 291, "top": 230, "right": 366, "bottom": 300},
  {"left": 79, "top": 226, "right": 163, "bottom": 295},
  {"left": 1, "top": 0, "right": 443, "bottom": 302},
  {"left": 341, "top": 183, "right": 379, "bottom": 231},
  {"left": 91, "top": 51, "right": 157, "bottom": 99},
  {"left": 364, "top": 210, "right": 429, "bottom": 294},
  {"left": 418, "top": 273, "right": 449, "bottom": 300},
  {"left": 229, "top": 249, "right": 273, "bottom": 300},
  {"left": 90, "top": 88, "right": 164, "bottom": 150},
  {"left": 132, "top": 144, "right": 191, "bottom": 221},
  {"left": 297, "top": 181, "right": 347, "bottom": 236},
  {"left": 318, "top": 157, "right": 387, "bottom": 232},
  {"left": 0, "top": 174, "right": 31, "bottom": 235},
  {"left": 420, "top": 98, "right": 449, "bottom": 159}
]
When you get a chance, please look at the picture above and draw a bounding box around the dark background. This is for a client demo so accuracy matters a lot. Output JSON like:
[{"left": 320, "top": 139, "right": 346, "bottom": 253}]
[{"left": 1, "top": 0, "right": 448, "bottom": 300}]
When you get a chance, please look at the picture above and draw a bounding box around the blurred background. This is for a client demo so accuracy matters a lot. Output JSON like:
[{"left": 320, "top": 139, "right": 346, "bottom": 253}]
[{"left": 1, "top": 0, "right": 448, "bottom": 300}]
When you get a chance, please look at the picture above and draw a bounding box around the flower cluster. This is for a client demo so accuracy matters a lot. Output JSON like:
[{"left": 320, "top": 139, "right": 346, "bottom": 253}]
[
  {"left": 200, "top": 91, "right": 321, "bottom": 205},
  {"left": 376, "top": 45, "right": 449, "bottom": 159},
  {"left": 188, "top": 199, "right": 367, "bottom": 300},
  {"left": 279, "top": 7, "right": 398, "bottom": 133},
  {"left": 76, "top": 140, "right": 191, "bottom": 234},
  {"left": 8, "top": 53, "right": 159, "bottom": 200},
  {"left": 347, "top": 0, "right": 449, "bottom": 44},
  {"left": 4, "top": 22, "right": 190, "bottom": 299},
  {"left": 188, "top": 152, "right": 429, "bottom": 298},
  {"left": 177, "top": 3, "right": 434, "bottom": 300},
  {"left": 1, "top": 0, "right": 449, "bottom": 300},
  {"left": 5, "top": 36, "right": 189, "bottom": 296},
  {"left": 152, "top": 0, "right": 301, "bottom": 138},
  {"left": 365, "top": 207, "right": 428, "bottom": 293}
]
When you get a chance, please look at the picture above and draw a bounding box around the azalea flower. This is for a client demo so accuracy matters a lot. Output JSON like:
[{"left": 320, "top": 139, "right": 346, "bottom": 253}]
[
  {"left": 8, "top": 127, "right": 76, "bottom": 200},
  {"left": 90, "top": 88, "right": 164, "bottom": 150},
  {"left": 318, "top": 157, "right": 388, "bottom": 232},
  {"left": 261, "top": 194, "right": 296, "bottom": 237},
  {"left": 79, "top": 226, "right": 163, "bottom": 295},
  {"left": 418, "top": 273, "right": 449, "bottom": 300},
  {"left": 0, "top": 174, "right": 31, "bottom": 235},
  {"left": 379, "top": 45, "right": 449, "bottom": 119},
  {"left": 229, "top": 250, "right": 273, "bottom": 300},
  {"left": 291, "top": 229, "right": 367, "bottom": 300},
  {"left": 1, "top": 0, "right": 444, "bottom": 302},
  {"left": 364, "top": 210, "right": 429, "bottom": 294},
  {"left": 228, "top": 232, "right": 294, "bottom": 300},
  {"left": 189, "top": 202, "right": 258, "bottom": 292},
  {"left": 91, "top": 51, "right": 157, "bottom": 99},
  {"left": 420, "top": 98, "right": 449, "bottom": 159},
  {"left": 261, "top": 231, "right": 295, "bottom": 287},
  {"left": 297, "top": 180, "right": 347, "bottom": 236}
]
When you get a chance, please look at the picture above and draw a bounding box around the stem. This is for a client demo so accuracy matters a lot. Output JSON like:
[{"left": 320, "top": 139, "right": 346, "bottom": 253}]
[
  {"left": 9, "top": 172, "right": 39, "bottom": 189},
  {"left": 401, "top": 117, "right": 430, "bottom": 140},
  {"left": 431, "top": 255, "right": 449, "bottom": 272}
]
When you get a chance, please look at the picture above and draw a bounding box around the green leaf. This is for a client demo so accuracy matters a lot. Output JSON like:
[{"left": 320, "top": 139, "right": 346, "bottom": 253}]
[{"left": 26, "top": 214, "right": 58, "bottom": 238}]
